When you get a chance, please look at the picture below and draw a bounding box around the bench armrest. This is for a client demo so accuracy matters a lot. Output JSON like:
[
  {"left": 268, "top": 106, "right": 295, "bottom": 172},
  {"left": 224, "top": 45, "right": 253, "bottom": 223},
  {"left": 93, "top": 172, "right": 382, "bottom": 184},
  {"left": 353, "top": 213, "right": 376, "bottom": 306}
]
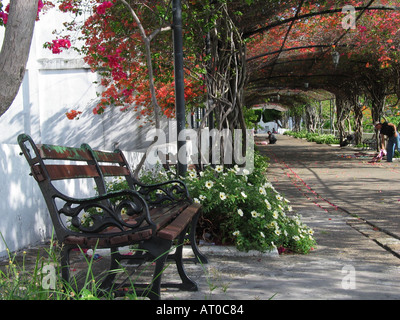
[
  {"left": 134, "top": 179, "right": 191, "bottom": 206},
  {"left": 57, "top": 189, "right": 155, "bottom": 235}
]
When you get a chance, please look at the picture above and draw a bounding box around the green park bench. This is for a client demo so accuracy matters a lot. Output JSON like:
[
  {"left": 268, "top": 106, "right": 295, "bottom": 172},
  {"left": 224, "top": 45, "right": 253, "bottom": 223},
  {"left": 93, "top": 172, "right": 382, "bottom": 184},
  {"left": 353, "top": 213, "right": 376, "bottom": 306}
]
[{"left": 18, "top": 133, "right": 206, "bottom": 300}]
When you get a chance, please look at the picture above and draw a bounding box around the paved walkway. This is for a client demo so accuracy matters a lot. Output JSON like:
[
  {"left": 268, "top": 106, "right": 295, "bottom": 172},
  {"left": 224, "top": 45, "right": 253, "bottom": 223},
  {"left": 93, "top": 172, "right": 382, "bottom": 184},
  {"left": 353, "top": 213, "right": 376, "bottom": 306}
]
[
  {"left": 264, "top": 134, "right": 400, "bottom": 245},
  {"left": 163, "top": 134, "right": 400, "bottom": 300},
  {"left": 3, "top": 134, "right": 400, "bottom": 300}
]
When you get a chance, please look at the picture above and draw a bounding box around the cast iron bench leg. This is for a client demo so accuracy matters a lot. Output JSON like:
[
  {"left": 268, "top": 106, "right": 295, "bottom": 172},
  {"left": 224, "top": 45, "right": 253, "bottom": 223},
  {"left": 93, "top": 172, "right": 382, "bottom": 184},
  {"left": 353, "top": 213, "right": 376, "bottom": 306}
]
[
  {"left": 189, "top": 210, "right": 208, "bottom": 264},
  {"left": 170, "top": 228, "right": 198, "bottom": 291}
]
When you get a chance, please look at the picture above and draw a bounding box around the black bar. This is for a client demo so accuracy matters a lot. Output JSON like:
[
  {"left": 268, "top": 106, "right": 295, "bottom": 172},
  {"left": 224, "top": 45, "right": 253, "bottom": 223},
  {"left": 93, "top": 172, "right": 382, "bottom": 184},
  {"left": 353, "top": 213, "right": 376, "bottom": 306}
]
[{"left": 172, "top": 0, "right": 187, "bottom": 176}]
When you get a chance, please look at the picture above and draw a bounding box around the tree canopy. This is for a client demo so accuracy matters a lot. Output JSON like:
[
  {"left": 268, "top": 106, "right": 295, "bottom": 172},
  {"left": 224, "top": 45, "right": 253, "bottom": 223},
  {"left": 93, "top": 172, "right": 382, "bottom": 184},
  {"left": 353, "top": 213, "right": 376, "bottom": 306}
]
[{"left": 2, "top": 0, "right": 400, "bottom": 130}]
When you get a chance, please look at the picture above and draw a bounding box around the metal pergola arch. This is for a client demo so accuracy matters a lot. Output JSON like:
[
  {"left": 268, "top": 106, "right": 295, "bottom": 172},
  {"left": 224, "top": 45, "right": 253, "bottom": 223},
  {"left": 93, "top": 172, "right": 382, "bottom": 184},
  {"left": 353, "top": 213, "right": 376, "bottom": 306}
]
[{"left": 243, "top": 0, "right": 399, "bottom": 107}]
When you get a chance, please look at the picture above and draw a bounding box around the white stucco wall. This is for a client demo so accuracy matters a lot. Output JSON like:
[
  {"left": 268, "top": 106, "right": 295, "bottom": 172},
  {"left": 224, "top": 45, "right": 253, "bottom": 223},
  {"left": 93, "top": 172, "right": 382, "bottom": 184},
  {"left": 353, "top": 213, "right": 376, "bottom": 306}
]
[
  {"left": 0, "top": 143, "right": 145, "bottom": 257},
  {"left": 0, "top": 7, "right": 156, "bottom": 256},
  {"left": 0, "top": 6, "right": 161, "bottom": 151}
]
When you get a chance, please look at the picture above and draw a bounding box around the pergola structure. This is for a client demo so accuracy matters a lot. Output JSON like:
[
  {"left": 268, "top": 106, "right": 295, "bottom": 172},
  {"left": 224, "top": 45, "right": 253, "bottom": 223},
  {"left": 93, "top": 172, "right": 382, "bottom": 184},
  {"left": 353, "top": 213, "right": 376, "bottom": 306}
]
[
  {"left": 171, "top": 1, "right": 400, "bottom": 173},
  {"left": 232, "top": 1, "right": 400, "bottom": 112}
]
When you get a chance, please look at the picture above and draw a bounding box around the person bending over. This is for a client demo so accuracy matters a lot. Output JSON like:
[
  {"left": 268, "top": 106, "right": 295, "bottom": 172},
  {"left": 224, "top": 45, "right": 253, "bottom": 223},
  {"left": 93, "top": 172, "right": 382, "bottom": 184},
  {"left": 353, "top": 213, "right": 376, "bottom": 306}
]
[{"left": 374, "top": 121, "right": 400, "bottom": 162}]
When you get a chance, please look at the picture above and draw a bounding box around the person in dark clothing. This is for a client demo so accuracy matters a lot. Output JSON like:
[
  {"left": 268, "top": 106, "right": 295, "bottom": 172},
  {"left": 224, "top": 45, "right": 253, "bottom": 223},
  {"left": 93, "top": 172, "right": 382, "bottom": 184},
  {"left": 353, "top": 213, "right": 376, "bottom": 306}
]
[
  {"left": 267, "top": 131, "right": 277, "bottom": 144},
  {"left": 340, "top": 134, "right": 354, "bottom": 147},
  {"left": 374, "top": 121, "right": 400, "bottom": 162}
]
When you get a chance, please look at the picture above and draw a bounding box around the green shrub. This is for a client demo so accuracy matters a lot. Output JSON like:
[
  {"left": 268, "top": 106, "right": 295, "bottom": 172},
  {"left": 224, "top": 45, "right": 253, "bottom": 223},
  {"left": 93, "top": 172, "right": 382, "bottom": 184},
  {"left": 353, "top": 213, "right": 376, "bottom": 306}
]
[
  {"left": 124, "top": 153, "right": 316, "bottom": 254},
  {"left": 284, "top": 131, "right": 339, "bottom": 145}
]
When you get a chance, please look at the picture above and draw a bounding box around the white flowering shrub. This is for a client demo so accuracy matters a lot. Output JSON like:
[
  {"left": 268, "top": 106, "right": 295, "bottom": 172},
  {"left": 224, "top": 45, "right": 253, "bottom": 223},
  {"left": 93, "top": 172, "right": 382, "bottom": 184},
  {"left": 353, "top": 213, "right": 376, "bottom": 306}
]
[
  {"left": 185, "top": 153, "right": 316, "bottom": 254},
  {"left": 100, "top": 153, "right": 316, "bottom": 254}
]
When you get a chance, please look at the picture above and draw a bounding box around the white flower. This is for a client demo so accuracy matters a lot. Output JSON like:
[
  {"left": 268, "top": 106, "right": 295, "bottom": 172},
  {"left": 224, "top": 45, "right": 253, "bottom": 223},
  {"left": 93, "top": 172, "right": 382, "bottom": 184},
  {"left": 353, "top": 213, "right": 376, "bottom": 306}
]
[
  {"left": 251, "top": 210, "right": 259, "bottom": 218},
  {"left": 233, "top": 230, "right": 240, "bottom": 236},
  {"left": 199, "top": 195, "right": 206, "bottom": 201},
  {"left": 274, "top": 228, "right": 281, "bottom": 236},
  {"left": 307, "top": 229, "right": 314, "bottom": 235},
  {"left": 215, "top": 165, "right": 224, "bottom": 173},
  {"left": 269, "top": 221, "right": 278, "bottom": 228},
  {"left": 241, "top": 191, "right": 247, "bottom": 198},
  {"left": 189, "top": 171, "right": 197, "bottom": 179},
  {"left": 121, "top": 207, "right": 128, "bottom": 215},
  {"left": 276, "top": 194, "right": 283, "bottom": 201},
  {"left": 205, "top": 181, "right": 214, "bottom": 189},
  {"left": 260, "top": 232, "right": 265, "bottom": 238},
  {"left": 288, "top": 205, "right": 293, "bottom": 212},
  {"left": 194, "top": 198, "right": 200, "bottom": 204},
  {"left": 243, "top": 169, "right": 250, "bottom": 175},
  {"left": 264, "top": 199, "right": 272, "bottom": 210},
  {"left": 259, "top": 187, "right": 266, "bottom": 195},
  {"left": 272, "top": 211, "right": 279, "bottom": 219},
  {"left": 237, "top": 209, "right": 244, "bottom": 217},
  {"left": 263, "top": 182, "right": 273, "bottom": 189},
  {"left": 292, "top": 235, "right": 300, "bottom": 241},
  {"left": 219, "top": 192, "right": 227, "bottom": 200},
  {"left": 96, "top": 207, "right": 103, "bottom": 213}
]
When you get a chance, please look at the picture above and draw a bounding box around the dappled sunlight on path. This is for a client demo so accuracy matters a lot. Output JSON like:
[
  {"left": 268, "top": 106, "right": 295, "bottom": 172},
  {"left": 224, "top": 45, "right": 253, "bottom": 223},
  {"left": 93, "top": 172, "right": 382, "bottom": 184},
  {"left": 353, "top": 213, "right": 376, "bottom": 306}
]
[{"left": 258, "top": 133, "right": 400, "bottom": 241}]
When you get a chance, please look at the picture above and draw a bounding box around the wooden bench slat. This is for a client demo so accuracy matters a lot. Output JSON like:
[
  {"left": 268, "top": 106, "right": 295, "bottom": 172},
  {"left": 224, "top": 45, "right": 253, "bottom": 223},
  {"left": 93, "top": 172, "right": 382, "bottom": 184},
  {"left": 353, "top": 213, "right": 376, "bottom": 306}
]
[
  {"left": 38, "top": 144, "right": 92, "bottom": 161},
  {"left": 93, "top": 150, "right": 124, "bottom": 163},
  {"left": 157, "top": 203, "right": 201, "bottom": 241},
  {"left": 150, "top": 203, "right": 189, "bottom": 230},
  {"left": 64, "top": 228, "right": 153, "bottom": 248},
  {"left": 46, "top": 164, "right": 100, "bottom": 180},
  {"left": 100, "top": 165, "right": 130, "bottom": 177}
]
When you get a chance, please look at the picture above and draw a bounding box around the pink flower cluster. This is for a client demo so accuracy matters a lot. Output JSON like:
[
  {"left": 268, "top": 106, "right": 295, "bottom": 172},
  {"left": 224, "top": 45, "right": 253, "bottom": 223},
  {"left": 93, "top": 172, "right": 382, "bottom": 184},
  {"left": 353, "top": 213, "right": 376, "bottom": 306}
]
[
  {"left": 98, "top": 46, "right": 127, "bottom": 81},
  {"left": 49, "top": 38, "right": 72, "bottom": 54},
  {"left": 0, "top": 3, "right": 10, "bottom": 25},
  {"left": 96, "top": 1, "right": 113, "bottom": 15},
  {"left": 0, "top": 11, "right": 7, "bottom": 25},
  {"left": 59, "top": 0, "right": 74, "bottom": 12}
]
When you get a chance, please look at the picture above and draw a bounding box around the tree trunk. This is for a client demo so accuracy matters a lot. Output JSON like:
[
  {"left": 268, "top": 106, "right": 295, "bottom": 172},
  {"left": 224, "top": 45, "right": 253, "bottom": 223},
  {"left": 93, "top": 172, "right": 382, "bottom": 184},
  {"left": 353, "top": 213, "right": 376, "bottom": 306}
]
[
  {"left": 200, "top": 3, "right": 247, "bottom": 166},
  {"left": 367, "top": 80, "right": 386, "bottom": 151},
  {"left": 353, "top": 98, "right": 363, "bottom": 145},
  {"left": 305, "top": 104, "right": 319, "bottom": 133},
  {"left": 336, "top": 94, "right": 351, "bottom": 143},
  {"left": 0, "top": 0, "right": 39, "bottom": 117}
]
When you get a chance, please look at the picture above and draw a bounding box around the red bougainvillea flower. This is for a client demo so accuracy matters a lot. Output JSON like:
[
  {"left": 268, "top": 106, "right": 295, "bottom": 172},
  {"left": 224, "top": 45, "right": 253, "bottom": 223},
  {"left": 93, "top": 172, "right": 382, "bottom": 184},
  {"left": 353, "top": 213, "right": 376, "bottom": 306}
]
[
  {"left": 96, "top": 1, "right": 114, "bottom": 15},
  {"left": 45, "top": 37, "right": 72, "bottom": 54},
  {"left": 66, "top": 109, "right": 82, "bottom": 120}
]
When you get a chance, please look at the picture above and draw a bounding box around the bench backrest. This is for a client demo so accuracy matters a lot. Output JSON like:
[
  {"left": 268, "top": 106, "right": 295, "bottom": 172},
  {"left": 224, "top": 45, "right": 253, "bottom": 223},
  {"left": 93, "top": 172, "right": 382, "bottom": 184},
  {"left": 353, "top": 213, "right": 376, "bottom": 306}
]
[
  {"left": 19, "top": 135, "right": 137, "bottom": 191},
  {"left": 17, "top": 134, "right": 146, "bottom": 240}
]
